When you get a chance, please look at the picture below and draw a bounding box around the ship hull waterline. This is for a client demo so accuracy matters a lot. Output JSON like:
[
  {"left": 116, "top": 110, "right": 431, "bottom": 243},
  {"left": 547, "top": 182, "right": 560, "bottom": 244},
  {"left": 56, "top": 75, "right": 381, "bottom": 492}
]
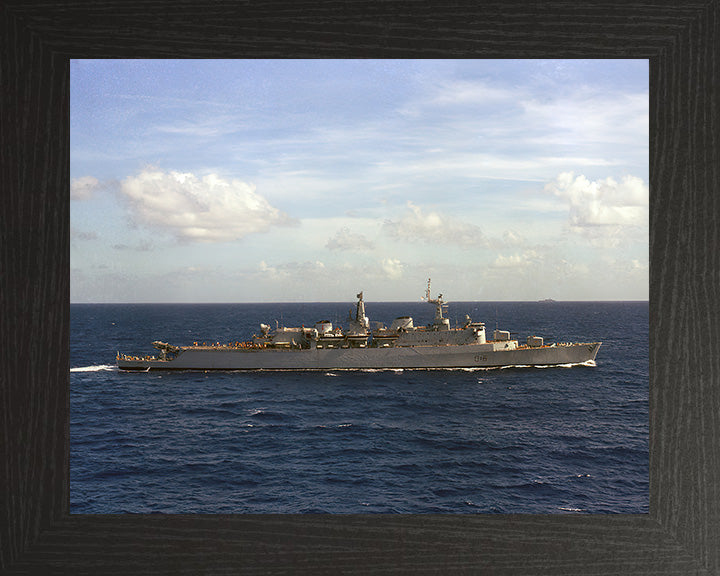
[{"left": 117, "top": 342, "right": 601, "bottom": 371}]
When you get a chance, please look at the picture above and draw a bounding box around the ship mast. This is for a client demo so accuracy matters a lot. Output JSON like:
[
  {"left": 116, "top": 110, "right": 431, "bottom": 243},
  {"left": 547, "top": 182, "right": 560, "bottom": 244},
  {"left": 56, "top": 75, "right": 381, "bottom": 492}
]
[
  {"left": 355, "top": 292, "right": 369, "bottom": 328},
  {"left": 347, "top": 291, "right": 369, "bottom": 334},
  {"left": 423, "top": 278, "right": 449, "bottom": 325}
]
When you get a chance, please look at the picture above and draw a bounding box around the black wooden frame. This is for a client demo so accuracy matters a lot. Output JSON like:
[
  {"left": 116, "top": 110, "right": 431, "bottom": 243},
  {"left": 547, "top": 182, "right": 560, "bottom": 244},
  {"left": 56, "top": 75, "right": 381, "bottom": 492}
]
[{"left": 2, "top": 1, "right": 718, "bottom": 574}]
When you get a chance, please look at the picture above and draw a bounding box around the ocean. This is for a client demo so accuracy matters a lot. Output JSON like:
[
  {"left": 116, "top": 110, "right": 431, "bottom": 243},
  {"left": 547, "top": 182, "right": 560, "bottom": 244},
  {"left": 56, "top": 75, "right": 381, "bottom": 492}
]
[{"left": 70, "top": 301, "right": 648, "bottom": 514}]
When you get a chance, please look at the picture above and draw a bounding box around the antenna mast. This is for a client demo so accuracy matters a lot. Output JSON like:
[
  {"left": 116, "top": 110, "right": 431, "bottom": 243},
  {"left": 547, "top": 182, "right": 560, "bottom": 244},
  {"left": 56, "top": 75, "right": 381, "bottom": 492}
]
[{"left": 423, "top": 278, "right": 448, "bottom": 321}]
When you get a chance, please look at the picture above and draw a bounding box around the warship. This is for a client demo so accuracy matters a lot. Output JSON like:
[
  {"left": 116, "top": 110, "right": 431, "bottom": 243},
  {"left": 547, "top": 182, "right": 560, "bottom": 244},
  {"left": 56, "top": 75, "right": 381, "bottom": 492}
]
[{"left": 117, "top": 280, "right": 601, "bottom": 371}]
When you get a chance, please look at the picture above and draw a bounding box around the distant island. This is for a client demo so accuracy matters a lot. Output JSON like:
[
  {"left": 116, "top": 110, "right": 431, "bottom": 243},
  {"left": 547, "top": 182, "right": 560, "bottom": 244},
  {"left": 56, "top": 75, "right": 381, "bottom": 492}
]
[{"left": 538, "top": 298, "right": 557, "bottom": 303}]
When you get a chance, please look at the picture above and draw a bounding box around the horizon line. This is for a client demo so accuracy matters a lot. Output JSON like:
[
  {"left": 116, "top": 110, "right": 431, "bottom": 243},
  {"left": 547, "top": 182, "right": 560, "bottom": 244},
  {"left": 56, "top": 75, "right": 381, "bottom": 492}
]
[{"left": 70, "top": 299, "right": 650, "bottom": 305}]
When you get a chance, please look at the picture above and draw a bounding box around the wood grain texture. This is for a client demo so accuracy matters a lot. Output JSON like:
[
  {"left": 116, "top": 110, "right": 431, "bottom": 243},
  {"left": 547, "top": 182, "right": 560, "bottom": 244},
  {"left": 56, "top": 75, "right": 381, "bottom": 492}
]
[{"left": 1, "top": 1, "right": 718, "bottom": 574}]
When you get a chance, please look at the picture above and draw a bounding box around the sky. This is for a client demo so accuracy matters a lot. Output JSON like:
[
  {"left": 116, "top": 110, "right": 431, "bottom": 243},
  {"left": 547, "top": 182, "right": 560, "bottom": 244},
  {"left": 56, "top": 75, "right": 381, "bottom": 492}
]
[{"left": 70, "top": 59, "right": 649, "bottom": 303}]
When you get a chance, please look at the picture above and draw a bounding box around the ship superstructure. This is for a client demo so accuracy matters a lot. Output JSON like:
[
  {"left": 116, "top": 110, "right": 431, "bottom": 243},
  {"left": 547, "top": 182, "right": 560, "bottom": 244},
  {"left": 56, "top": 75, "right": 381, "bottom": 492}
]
[{"left": 117, "top": 280, "right": 601, "bottom": 371}]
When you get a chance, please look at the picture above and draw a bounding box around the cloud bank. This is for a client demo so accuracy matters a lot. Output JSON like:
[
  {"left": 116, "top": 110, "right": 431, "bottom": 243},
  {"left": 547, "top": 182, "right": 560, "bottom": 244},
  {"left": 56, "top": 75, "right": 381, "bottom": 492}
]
[
  {"left": 381, "top": 258, "right": 404, "bottom": 279},
  {"left": 119, "top": 168, "right": 295, "bottom": 242},
  {"left": 326, "top": 227, "right": 375, "bottom": 251},
  {"left": 383, "top": 202, "right": 488, "bottom": 247},
  {"left": 71, "top": 176, "right": 101, "bottom": 200},
  {"left": 257, "top": 259, "right": 326, "bottom": 280},
  {"left": 545, "top": 172, "right": 648, "bottom": 239},
  {"left": 491, "top": 250, "right": 541, "bottom": 269}
]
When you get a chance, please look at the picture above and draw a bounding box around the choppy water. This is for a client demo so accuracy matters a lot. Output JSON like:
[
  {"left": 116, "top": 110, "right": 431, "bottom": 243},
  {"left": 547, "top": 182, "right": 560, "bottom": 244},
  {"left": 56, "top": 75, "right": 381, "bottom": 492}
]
[{"left": 71, "top": 301, "right": 648, "bottom": 513}]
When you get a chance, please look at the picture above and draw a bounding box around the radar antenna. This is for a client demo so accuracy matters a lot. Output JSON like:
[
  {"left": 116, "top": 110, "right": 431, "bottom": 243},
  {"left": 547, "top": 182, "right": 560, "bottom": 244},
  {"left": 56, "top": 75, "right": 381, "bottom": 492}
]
[{"left": 423, "top": 278, "right": 449, "bottom": 322}]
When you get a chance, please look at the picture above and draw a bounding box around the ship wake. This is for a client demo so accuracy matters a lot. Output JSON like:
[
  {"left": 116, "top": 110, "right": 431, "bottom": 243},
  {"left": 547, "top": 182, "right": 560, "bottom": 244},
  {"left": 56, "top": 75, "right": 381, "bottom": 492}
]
[
  {"left": 70, "top": 364, "right": 117, "bottom": 373},
  {"left": 475, "top": 360, "right": 597, "bottom": 371}
]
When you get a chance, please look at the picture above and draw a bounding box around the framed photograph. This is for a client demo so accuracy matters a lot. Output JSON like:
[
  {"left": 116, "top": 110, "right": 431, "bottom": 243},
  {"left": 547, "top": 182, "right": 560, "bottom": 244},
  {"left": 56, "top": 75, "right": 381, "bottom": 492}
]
[{"left": 69, "top": 58, "right": 646, "bottom": 517}]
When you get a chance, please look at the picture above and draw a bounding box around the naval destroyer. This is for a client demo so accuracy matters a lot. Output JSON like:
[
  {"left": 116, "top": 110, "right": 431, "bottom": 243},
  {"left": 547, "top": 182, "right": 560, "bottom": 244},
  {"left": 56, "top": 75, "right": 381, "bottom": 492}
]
[{"left": 117, "top": 280, "right": 600, "bottom": 371}]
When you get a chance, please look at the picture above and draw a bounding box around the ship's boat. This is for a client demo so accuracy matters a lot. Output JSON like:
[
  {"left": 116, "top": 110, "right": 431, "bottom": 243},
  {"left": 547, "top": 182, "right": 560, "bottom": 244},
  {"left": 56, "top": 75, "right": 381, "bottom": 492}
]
[{"left": 117, "top": 280, "right": 601, "bottom": 371}]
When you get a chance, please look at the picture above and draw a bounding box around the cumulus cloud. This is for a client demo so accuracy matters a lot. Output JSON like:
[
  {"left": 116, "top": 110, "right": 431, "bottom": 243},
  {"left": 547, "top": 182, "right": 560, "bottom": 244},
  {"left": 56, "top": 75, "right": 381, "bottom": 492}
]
[
  {"left": 381, "top": 258, "right": 404, "bottom": 279},
  {"left": 71, "top": 176, "right": 101, "bottom": 200},
  {"left": 490, "top": 250, "right": 541, "bottom": 269},
  {"left": 501, "top": 230, "right": 526, "bottom": 247},
  {"left": 258, "top": 259, "right": 325, "bottom": 280},
  {"left": 119, "top": 168, "right": 295, "bottom": 242},
  {"left": 545, "top": 172, "right": 648, "bottom": 239},
  {"left": 325, "top": 227, "right": 375, "bottom": 251},
  {"left": 631, "top": 259, "right": 648, "bottom": 272},
  {"left": 383, "top": 202, "right": 488, "bottom": 247}
]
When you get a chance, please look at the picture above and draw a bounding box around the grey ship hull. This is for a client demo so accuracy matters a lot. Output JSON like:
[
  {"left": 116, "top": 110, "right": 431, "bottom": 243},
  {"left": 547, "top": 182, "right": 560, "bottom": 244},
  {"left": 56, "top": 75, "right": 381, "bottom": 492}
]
[{"left": 117, "top": 341, "right": 601, "bottom": 371}]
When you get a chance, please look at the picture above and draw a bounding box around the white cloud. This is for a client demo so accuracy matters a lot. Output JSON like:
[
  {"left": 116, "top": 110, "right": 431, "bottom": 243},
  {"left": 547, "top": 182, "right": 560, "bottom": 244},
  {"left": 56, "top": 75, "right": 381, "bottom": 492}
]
[
  {"left": 326, "top": 227, "right": 375, "bottom": 251},
  {"left": 631, "top": 259, "right": 648, "bottom": 272},
  {"left": 258, "top": 259, "right": 325, "bottom": 280},
  {"left": 396, "top": 79, "right": 647, "bottom": 178},
  {"left": 381, "top": 258, "right": 404, "bottom": 279},
  {"left": 545, "top": 172, "right": 648, "bottom": 241},
  {"left": 383, "top": 202, "right": 488, "bottom": 247},
  {"left": 520, "top": 92, "right": 649, "bottom": 147},
  {"left": 490, "top": 250, "right": 541, "bottom": 269},
  {"left": 119, "top": 168, "right": 295, "bottom": 242},
  {"left": 71, "top": 176, "right": 101, "bottom": 200},
  {"left": 502, "top": 230, "right": 526, "bottom": 247}
]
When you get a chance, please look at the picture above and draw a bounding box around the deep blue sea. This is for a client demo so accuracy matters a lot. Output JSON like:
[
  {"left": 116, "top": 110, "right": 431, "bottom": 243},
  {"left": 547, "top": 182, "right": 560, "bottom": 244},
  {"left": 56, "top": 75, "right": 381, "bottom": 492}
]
[{"left": 71, "top": 301, "right": 648, "bottom": 514}]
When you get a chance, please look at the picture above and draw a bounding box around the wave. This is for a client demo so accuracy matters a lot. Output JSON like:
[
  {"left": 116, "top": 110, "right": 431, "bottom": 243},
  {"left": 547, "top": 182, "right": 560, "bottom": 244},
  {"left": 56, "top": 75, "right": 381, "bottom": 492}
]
[
  {"left": 356, "top": 368, "right": 404, "bottom": 373},
  {"left": 536, "top": 360, "right": 597, "bottom": 369},
  {"left": 70, "top": 364, "right": 116, "bottom": 373},
  {"left": 221, "top": 361, "right": 596, "bottom": 373},
  {"left": 473, "top": 360, "right": 597, "bottom": 371}
]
